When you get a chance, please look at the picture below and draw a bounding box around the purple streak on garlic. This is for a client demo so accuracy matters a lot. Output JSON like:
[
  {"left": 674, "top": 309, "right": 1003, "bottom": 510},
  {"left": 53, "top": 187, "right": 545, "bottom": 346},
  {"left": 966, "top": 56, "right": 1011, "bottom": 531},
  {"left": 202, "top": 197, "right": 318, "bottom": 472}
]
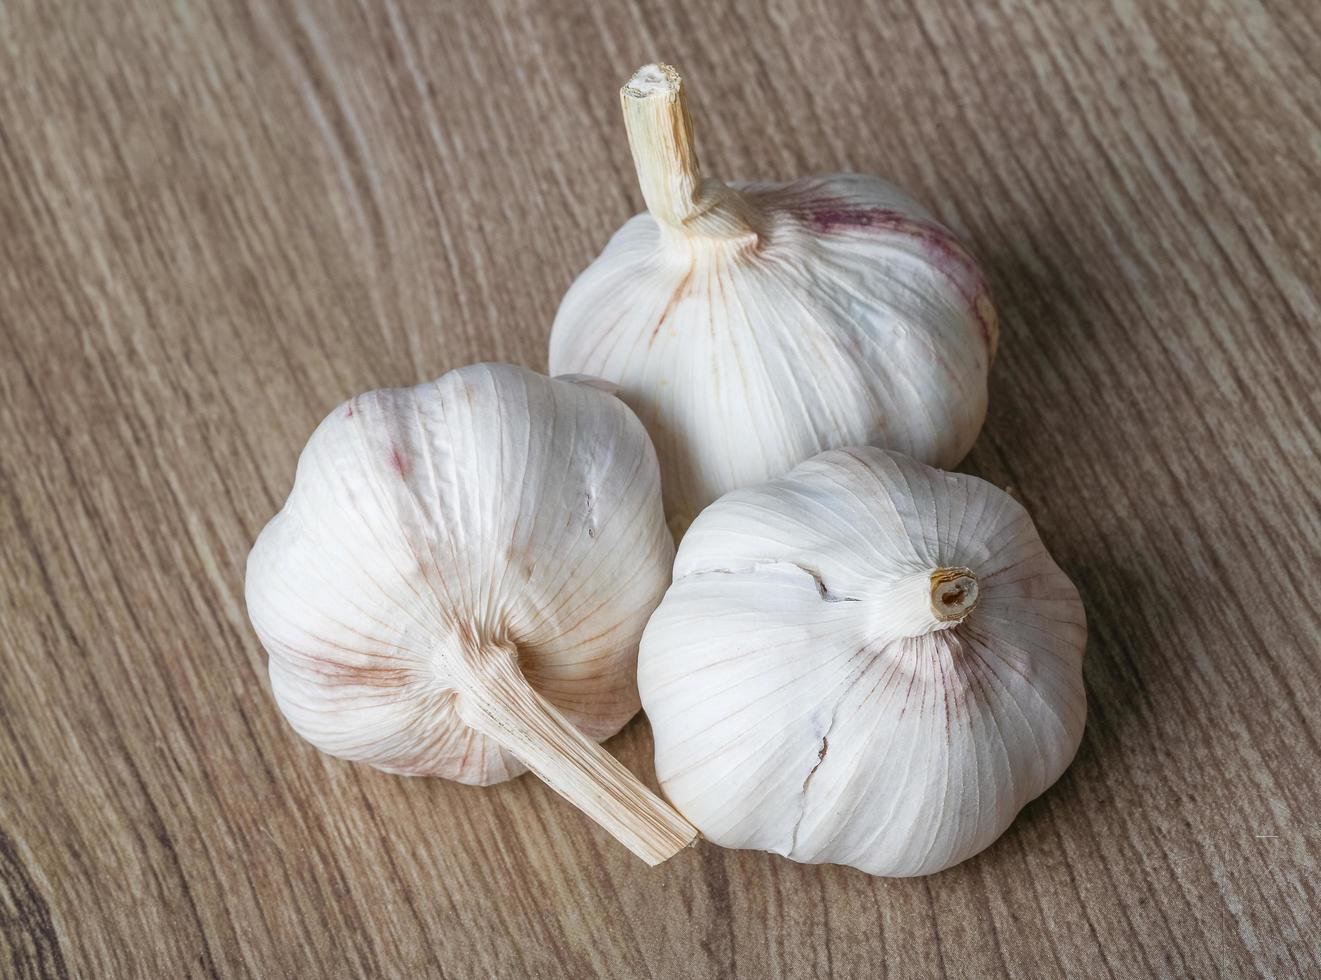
[
  {"left": 637, "top": 448, "right": 1085, "bottom": 877},
  {"left": 549, "top": 64, "right": 998, "bottom": 539},
  {"left": 245, "top": 363, "right": 696, "bottom": 864}
]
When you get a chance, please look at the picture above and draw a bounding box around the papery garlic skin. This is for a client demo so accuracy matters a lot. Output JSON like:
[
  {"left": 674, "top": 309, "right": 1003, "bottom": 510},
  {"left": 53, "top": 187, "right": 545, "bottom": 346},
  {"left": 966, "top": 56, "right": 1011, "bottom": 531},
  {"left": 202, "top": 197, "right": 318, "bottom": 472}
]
[
  {"left": 638, "top": 448, "right": 1085, "bottom": 877},
  {"left": 549, "top": 65, "right": 996, "bottom": 537},
  {"left": 246, "top": 363, "right": 696, "bottom": 863}
]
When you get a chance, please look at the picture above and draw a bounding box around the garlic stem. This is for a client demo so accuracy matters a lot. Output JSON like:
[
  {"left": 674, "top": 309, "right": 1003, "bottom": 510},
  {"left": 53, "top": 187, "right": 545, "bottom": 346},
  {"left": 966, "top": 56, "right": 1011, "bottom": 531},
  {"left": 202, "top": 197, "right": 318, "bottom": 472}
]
[
  {"left": 451, "top": 639, "right": 698, "bottom": 865},
  {"left": 621, "top": 64, "right": 760, "bottom": 242},
  {"left": 929, "top": 567, "right": 980, "bottom": 623},
  {"left": 621, "top": 64, "right": 703, "bottom": 227}
]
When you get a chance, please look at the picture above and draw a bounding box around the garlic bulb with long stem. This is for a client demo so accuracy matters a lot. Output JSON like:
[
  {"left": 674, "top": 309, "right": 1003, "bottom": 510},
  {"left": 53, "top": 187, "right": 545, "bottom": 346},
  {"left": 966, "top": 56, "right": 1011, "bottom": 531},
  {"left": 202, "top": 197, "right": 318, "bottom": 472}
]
[
  {"left": 246, "top": 363, "right": 697, "bottom": 864},
  {"left": 550, "top": 65, "right": 997, "bottom": 538},
  {"left": 637, "top": 448, "right": 1085, "bottom": 876}
]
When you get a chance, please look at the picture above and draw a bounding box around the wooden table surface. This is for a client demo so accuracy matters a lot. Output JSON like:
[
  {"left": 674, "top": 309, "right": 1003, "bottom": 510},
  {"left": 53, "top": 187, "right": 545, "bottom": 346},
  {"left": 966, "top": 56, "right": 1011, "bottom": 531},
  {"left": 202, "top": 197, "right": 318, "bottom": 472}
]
[{"left": 3, "top": 0, "right": 1319, "bottom": 976}]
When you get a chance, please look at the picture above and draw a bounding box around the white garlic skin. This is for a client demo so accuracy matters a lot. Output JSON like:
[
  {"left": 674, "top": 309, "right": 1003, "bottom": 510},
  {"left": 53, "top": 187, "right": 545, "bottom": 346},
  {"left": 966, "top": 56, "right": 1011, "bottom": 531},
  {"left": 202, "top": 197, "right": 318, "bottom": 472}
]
[
  {"left": 638, "top": 448, "right": 1085, "bottom": 877},
  {"left": 246, "top": 364, "right": 674, "bottom": 785},
  {"left": 549, "top": 171, "right": 997, "bottom": 537}
]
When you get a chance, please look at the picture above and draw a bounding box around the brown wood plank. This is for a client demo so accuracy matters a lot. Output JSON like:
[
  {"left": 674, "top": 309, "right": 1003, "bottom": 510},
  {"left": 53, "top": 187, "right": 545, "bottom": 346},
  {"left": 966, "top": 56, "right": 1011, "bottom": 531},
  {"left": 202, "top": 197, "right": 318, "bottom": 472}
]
[{"left": 1, "top": 0, "right": 1318, "bottom": 976}]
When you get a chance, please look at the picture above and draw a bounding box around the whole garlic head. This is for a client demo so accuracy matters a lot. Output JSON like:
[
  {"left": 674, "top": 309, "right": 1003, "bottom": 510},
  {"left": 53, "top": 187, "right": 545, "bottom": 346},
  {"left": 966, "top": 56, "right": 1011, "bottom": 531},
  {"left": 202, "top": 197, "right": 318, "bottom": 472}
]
[
  {"left": 550, "top": 65, "right": 997, "bottom": 537},
  {"left": 246, "top": 363, "right": 696, "bottom": 864},
  {"left": 638, "top": 448, "right": 1085, "bottom": 876}
]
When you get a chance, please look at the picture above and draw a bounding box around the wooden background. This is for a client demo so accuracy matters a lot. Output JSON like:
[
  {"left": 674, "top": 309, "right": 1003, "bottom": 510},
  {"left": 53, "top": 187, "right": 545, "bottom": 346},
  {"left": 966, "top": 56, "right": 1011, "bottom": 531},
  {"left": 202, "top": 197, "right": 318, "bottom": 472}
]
[{"left": 2, "top": 0, "right": 1318, "bottom": 976}]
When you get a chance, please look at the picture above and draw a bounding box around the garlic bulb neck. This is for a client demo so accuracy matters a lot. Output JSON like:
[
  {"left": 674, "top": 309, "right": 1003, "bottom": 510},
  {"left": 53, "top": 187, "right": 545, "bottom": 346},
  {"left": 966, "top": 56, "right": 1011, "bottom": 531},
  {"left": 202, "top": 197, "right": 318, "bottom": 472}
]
[
  {"left": 929, "top": 566, "right": 979, "bottom": 624},
  {"left": 866, "top": 566, "right": 981, "bottom": 641},
  {"left": 448, "top": 636, "right": 696, "bottom": 866},
  {"left": 621, "top": 64, "right": 761, "bottom": 247}
]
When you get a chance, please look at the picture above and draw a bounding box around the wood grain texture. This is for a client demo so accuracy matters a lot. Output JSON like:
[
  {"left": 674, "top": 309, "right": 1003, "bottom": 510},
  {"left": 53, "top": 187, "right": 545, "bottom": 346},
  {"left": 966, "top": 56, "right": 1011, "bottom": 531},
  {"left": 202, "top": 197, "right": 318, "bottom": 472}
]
[{"left": 1, "top": 0, "right": 1318, "bottom": 976}]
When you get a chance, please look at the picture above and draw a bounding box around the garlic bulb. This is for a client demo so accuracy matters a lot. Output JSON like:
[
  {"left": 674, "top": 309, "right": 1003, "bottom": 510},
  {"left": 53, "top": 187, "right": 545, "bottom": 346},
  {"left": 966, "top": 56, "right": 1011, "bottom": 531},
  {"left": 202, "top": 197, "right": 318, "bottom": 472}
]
[
  {"left": 638, "top": 448, "right": 1085, "bottom": 876},
  {"left": 550, "top": 65, "right": 998, "bottom": 538},
  {"left": 246, "top": 363, "right": 697, "bottom": 864}
]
